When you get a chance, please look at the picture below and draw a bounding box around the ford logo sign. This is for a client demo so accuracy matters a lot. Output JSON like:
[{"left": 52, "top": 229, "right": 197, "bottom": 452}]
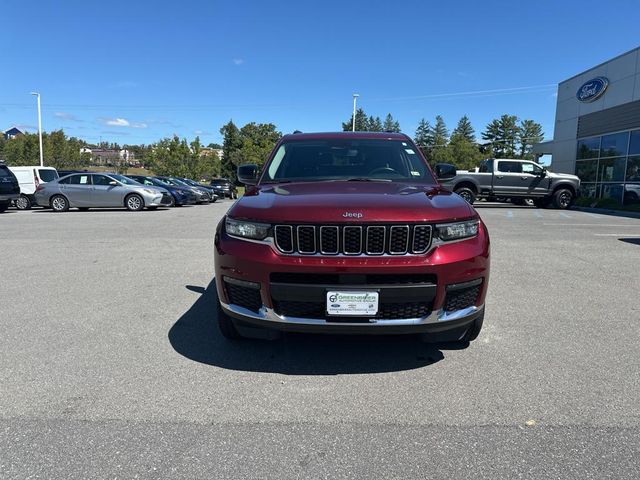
[{"left": 576, "top": 77, "right": 608, "bottom": 103}]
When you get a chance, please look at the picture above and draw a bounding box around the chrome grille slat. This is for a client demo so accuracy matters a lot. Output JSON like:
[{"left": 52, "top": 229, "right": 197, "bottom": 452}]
[{"left": 273, "top": 224, "right": 432, "bottom": 256}]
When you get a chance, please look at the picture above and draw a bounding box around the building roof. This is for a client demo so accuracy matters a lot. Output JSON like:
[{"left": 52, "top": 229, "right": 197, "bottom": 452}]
[
  {"left": 559, "top": 46, "right": 640, "bottom": 84},
  {"left": 3, "top": 126, "right": 25, "bottom": 135}
]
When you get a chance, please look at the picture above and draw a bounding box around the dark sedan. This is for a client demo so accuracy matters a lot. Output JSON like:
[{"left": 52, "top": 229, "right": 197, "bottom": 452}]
[
  {"left": 176, "top": 178, "right": 220, "bottom": 202},
  {"left": 127, "top": 175, "right": 197, "bottom": 206},
  {"left": 156, "top": 176, "right": 212, "bottom": 204}
]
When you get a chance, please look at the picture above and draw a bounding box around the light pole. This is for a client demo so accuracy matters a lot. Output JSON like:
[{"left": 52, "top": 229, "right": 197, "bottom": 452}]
[
  {"left": 352, "top": 93, "right": 359, "bottom": 132},
  {"left": 30, "top": 92, "right": 44, "bottom": 167}
]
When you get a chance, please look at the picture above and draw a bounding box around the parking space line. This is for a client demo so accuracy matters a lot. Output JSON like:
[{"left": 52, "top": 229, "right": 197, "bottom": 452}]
[
  {"left": 559, "top": 212, "right": 572, "bottom": 218},
  {"left": 506, "top": 211, "right": 513, "bottom": 218},
  {"left": 594, "top": 233, "right": 640, "bottom": 236},
  {"left": 534, "top": 211, "right": 543, "bottom": 218}
]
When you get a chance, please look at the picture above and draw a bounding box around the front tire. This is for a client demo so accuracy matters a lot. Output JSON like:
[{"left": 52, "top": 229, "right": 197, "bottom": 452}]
[
  {"left": 553, "top": 188, "right": 574, "bottom": 209},
  {"left": 455, "top": 187, "right": 476, "bottom": 204},
  {"left": 15, "top": 194, "right": 32, "bottom": 210},
  {"left": 50, "top": 195, "right": 69, "bottom": 212},
  {"left": 125, "top": 194, "right": 144, "bottom": 211}
]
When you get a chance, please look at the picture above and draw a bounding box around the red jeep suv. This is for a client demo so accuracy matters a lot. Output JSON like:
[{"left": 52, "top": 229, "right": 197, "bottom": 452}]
[{"left": 214, "top": 132, "right": 490, "bottom": 343}]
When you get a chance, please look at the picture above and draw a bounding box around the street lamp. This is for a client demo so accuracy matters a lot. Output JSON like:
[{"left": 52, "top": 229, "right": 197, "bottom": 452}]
[
  {"left": 352, "top": 93, "right": 359, "bottom": 132},
  {"left": 30, "top": 92, "right": 44, "bottom": 167}
]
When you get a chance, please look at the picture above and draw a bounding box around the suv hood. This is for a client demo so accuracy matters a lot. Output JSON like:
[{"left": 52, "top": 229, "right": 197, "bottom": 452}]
[{"left": 230, "top": 182, "right": 475, "bottom": 223}]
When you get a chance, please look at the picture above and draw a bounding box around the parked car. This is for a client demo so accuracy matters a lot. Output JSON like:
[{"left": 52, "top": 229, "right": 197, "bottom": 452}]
[
  {"left": 127, "top": 175, "right": 197, "bottom": 206},
  {"left": 156, "top": 176, "right": 211, "bottom": 204},
  {"left": 214, "top": 131, "right": 489, "bottom": 344},
  {"left": 175, "top": 177, "right": 219, "bottom": 202},
  {"left": 56, "top": 169, "right": 92, "bottom": 178},
  {"left": 210, "top": 178, "right": 238, "bottom": 199},
  {"left": 8, "top": 166, "right": 59, "bottom": 209},
  {"left": 435, "top": 159, "right": 581, "bottom": 209},
  {"left": 34, "top": 172, "right": 172, "bottom": 212},
  {"left": 0, "top": 163, "right": 20, "bottom": 213}
]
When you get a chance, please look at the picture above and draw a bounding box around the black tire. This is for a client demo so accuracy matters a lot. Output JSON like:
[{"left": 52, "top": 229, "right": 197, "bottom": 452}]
[
  {"left": 125, "top": 193, "right": 144, "bottom": 211},
  {"left": 78, "top": 207, "right": 90, "bottom": 211},
  {"left": 463, "top": 310, "right": 484, "bottom": 342},
  {"left": 553, "top": 188, "right": 574, "bottom": 209},
  {"left": 511, "top": 198, "right": 526, "bottom": 206},
  {"left": 167, "top": 195, "right": 176, "bottom": 207},
  {"left": 0, "top": 202, "right": 9, "bottom": 213},
  {"left": 217, "top": 301, "right": 241, "bottom": 340},
  {"left": 15, "top": 194, "right": 32, "bottom": 210},
  {"left": 147, "top": 206, "right": 158, "bottom": 210},
  {"left": 455, "top": 186, "right": 476, "bottom": 204},
  {"left": 50, "top": 195, "right": 69, "bottom": 212}
]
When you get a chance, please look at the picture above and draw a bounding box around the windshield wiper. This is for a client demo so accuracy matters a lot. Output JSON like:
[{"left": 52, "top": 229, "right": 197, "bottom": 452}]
[{"left": 344, "top": 178, "right": 392, "bottom": 182}]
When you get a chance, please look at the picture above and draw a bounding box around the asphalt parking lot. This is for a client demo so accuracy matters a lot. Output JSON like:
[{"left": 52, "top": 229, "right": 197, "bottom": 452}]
[{"left": 1, "top": 203, "right": 639, "bottom": 479}]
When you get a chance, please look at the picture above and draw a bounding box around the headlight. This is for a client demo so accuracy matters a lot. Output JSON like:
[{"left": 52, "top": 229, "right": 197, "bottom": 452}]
[
  {"left": 225, "top": 217, "right": 271, "bottom": 240},
  {"left": 435, "top": 219, "right": 479, "bottom": 241}
]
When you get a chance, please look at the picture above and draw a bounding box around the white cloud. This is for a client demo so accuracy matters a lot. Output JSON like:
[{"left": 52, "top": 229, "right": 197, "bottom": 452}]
[
  {"left": 194, "top": 129, "right": 212, "bottom": 135},
  {"left": 54, "top": 112, "right": 80, "bottom": 121},
  {"left": 100, "top": 117, "right": 147, "bottom": 128},
  {"left": 232, "top": 58, "right": 244, "bottom": 66}
]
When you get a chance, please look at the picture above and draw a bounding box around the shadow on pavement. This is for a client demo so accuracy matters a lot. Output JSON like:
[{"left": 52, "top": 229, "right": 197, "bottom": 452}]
[
  {"left": 31, "top": 207, "right": 172, "bottom": 213},
  {"left": 619, "top": 238, "right": 640, "bottom": 246},
  {"left": 168, "top": 280, "right": 463, "bottom": 375}
]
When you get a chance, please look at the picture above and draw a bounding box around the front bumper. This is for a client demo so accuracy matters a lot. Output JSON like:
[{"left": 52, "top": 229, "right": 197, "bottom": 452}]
[{"left": 214, "top": 221, "right": 490, "bottom": 335}]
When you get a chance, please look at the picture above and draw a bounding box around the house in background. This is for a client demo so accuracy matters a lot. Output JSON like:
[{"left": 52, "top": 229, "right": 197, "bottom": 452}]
[{"left": 3, "top": 126, "right": 25, "bottom": 140}]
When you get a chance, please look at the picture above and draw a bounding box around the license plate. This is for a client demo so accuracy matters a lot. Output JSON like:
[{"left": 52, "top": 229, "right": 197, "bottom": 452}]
[{"left": 326, "top": 291, "right": 379, "bottom": 316}]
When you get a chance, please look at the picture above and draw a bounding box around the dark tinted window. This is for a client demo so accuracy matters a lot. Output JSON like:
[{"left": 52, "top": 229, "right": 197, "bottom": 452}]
[
  {"left": 627, "top": 156, "right": 640, "bottom": 181},
  {"left": 66, "top": 174, "right": 91, "bottom": 185},
  {"left": 92, "top": 174, "right": 113, "bottom": 186},
  {"left": 0, "top": 166, "right": 13, "bottom": 177},
  {"left": 479, "top": 160, "right": 493, "bottom": 173},
  {"left": 263, "top": 139, "right": 434, "bottom": 183},
  {"left": 38, "top": 169, "right": 58, "bottom": 182},
  {"left": 576, "top": 137, "right": 600, "bottom": 159},
  {"left": 600, "top": 132, "right": 629, "bottom": 158},
  {"left": 497, "top": 161, "right": 522, "bottom": 173}
]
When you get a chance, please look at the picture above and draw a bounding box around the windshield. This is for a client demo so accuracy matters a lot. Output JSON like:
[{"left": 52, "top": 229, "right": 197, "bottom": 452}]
[
  {"left": 110, "top": 174, "right": 141, "bottom": 185},
  {"left": 168, "top": 177, "right": 190, "bottom": 187},
  {"left": 262, "top": 139, "right": 435, "bottom": 184},
  {"left": 38, "top": 169, "right": 59, "bottom": 182}
]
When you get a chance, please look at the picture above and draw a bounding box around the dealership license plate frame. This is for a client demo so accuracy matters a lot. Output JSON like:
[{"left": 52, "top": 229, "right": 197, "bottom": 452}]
[{"left": 326, "top": 290, "right": 380, "bottom": 316}]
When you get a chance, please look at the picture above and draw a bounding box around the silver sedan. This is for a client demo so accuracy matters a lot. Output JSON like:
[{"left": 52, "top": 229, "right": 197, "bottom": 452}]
[{"left": 34, "top": 172, "right": 173, "bottom": 212}]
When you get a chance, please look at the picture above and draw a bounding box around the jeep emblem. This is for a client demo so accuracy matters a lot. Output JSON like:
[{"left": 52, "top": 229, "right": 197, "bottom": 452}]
[{"left": 343, "top": 212, "right": 363, "bottom": 218}]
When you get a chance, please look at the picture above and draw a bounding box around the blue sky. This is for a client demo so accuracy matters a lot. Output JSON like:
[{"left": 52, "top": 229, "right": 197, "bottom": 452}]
[{"left": 1, "top": 0, "right": 638, "bottom": 148}]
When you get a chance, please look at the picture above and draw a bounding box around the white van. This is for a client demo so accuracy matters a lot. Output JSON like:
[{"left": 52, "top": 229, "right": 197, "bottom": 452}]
[{"left": 8, "top": 166, "right": 59, "bottom": 209}]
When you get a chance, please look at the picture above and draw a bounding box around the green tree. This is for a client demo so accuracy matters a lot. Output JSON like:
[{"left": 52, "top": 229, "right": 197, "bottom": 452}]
[
  {"left": 220, "top": 120, "right": 242, "bottom": 180},
  {"left": 482, "top": 114, "right": 519, "bottom": 157},
  {"left": 383, "top": 113, "right": 401, "bottom": 132},
  {"left": 368, "top": 115, "right": 383, "bottom": 132},
  {"left": 414, "top": 118, "right": 433, "bottom": 156},
  {"left": 342, "top": 108, "right": 369, "bottom": 131},
  {"left": 229, "top": 122, "right": 281, "bottom": 170},
  {"left": 517, "top": 119, "right": 544, "bottom": 159},
  {"left": 452, "top": 115, "right": 475, "bottom": 143}
]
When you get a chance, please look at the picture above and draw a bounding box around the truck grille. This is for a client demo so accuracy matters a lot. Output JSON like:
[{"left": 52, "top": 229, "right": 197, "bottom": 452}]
[{"left": 273, "top": 224, "right": 432, "bottom": 256}]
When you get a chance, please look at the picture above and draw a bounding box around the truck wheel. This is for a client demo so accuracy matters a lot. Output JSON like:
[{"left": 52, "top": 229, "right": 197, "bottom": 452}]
[
  {"left": 455, "top": 187, "right": 476, "bottom": 204},
  {"left": 15, "top": 194, "right": 32, "bottom": 210},
  {"left": 217, "top": 301, "right": 241, "bottom": 340},
  {"left": 553, "top": 189, "right": 574, "bottom": 209}
]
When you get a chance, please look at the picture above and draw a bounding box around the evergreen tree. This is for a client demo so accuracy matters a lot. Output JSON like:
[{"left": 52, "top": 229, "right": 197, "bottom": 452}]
[
  {"left": 219, "top": 120, "right": 242, "bottom": 180},
  {"left": 383, "top": 113, "right": 401, "bottom": 132},
  {"left": 367, "top": 115, "right": 383, "bottom": 132},
  {"left": 481, "top": 114, "right": 519, "bottom": 157},
  {"left": 342, "top": 108, "right": 369, "bottom": 131},
  {"left": 451, "top": 115, "right": 475, "bottom": 143},
  {"left": 414, "top": 118, "right": 433, "bottom": 156},
  {"left": 433, "top": 115, "right": 449, "bottom": 146},
  {"left": 517, "top": 119, "right": 544, "bottom": 159}
]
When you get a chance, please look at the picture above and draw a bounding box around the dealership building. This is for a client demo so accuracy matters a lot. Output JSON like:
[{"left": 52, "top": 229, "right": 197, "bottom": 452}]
[{"left": 534, "top": 46, "right": 640, "bottom": 206}]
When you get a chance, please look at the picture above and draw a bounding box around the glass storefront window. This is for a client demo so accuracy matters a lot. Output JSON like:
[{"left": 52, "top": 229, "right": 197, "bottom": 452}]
[
  {"left": 629, "top": 131, "right": 640, "bottom": 156},
  {"left": 598, "top": 183, "right": 624, "bottom": 205},
  {"left": 624, "top": 183, "right": 640, "bottom": 205},
  {"left": 575, "top": 159, "right": 598, "bottom": 182},
  {"left": 627, "top": 156, "right": 640, "bottom": 181},
  {"left": 600, "top": 132, "right": 629, "bottom": 158},
  {"left": 579, "top": 183, "right": 597, "bottom": 199},
  {"left": 576, "top": 136, "right": 600, "bottom": 159},
  {"left": 599, "top": 157, "right": 626, "bottom": 182}
]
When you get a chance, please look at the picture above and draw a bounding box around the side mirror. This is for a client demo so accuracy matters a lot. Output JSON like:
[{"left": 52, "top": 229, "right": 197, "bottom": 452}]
[
  {"left": 237, "top": 164, "right": 258, "bottom": 185},
  {"left": 434, "top": 163, "right": 457, "bottom": 180},
  {"left": 540, "top": 168, "right": 547, "bottom": 177}
]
